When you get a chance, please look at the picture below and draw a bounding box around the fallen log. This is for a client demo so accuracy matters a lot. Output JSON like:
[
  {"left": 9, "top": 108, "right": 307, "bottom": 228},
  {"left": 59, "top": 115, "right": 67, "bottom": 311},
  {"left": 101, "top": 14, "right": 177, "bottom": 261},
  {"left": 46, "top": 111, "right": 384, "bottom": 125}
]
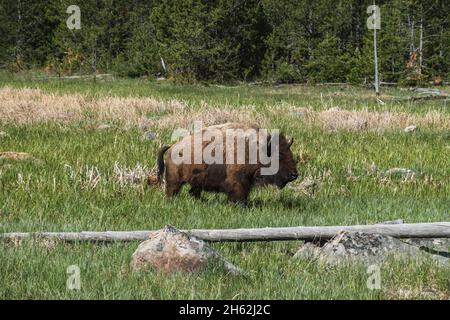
[
  {"left": 32, "top": 74, "right": 114, "bottom": 80},
  {"left": 1, "top": 222, "right": 449, "bottom": 243},
  {"left": 411, "top": 95, "right": 448, "bottom": 101}
]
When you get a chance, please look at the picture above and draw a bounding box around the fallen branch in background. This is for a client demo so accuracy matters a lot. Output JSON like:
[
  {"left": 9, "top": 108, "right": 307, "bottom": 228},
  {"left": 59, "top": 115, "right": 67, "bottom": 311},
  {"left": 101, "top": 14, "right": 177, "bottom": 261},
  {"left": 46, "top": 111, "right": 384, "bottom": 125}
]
[
  {"left": 410, "top": 88, "right": 449, "bottom": 101},
  {"left": 410, "top": 95, "right": 449, "bottom": 101},
  {"left": 31, "top": 74, "right": 114, "bottom": 81},
  {"left": 1, "top": 222, "right": 449, "bottom": 243},
  {"left": 390, "top": 87, "right": 450, "bottom": 102}
]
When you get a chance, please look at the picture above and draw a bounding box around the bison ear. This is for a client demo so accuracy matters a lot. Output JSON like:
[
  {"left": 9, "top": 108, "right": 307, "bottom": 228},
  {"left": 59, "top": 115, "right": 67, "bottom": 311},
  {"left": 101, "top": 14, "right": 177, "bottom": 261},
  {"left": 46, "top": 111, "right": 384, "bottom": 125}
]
[
  {"left": 266, "top": 135, "right": 272, "bottom": 157},
  {"left": 288, "top": 138, "right": 294, "bottom": 148}
]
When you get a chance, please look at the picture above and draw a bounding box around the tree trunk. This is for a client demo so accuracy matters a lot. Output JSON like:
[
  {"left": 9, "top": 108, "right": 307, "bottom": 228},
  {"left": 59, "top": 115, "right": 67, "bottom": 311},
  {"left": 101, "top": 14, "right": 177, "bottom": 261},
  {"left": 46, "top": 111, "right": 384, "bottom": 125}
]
[
  {"left": 16, "top": 0, "right": 23, "bottom": 68},
  {"left": 418, "top": 16, "right": 423, "bottom": 75},
  {"left": 408, "top": 14, "right": 415, "bottom": 57},
  {"left": 2, "top": 222, "right": 449, "bottom": 243},
  {"left": 373, "top": 1, "right": 379, "bottom": 95}
]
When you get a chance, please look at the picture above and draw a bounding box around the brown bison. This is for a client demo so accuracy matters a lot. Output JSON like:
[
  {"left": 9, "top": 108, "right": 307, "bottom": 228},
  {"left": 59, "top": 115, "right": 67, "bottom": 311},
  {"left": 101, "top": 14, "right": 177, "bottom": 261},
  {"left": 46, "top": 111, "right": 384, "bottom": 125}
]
[{"left": 153, "top": 123, "right": 298, "bottom": 204}]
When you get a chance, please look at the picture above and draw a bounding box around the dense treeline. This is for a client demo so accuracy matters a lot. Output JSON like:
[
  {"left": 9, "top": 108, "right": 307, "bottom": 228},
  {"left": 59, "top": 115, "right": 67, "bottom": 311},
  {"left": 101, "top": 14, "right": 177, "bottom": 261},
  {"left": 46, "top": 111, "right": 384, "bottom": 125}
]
[{"left": 0, "top": 0, "right": 448, "bottom": 83}]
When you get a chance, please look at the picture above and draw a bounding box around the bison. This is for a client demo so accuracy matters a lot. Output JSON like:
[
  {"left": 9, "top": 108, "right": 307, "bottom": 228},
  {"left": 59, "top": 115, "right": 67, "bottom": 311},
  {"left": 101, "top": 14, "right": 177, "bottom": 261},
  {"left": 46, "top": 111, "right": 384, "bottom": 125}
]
[{"left": 153, "top": 122, "right": 298, "bottom": 204}]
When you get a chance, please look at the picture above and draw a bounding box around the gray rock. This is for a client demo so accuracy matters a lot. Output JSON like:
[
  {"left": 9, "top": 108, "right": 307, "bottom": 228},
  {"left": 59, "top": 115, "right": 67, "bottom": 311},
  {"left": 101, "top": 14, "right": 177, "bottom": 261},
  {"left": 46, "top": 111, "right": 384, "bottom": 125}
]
[
  {"left": 294, "top": 242, "right": 321, "bottom": 260},
  {"left": 370, "top": 162, "right": 378, "bottom": 173},
  {"left": 404, "top": 125, "right": 417, "bottom": 133},
  {"left": 131, "top": 225, "right": 244, "bottom": 275},
  {"left": 294, "top": 231, "right": 449, "bottom": 266},
  {"left": 403, "top": 238, "right": 450, "bottom": 252}
]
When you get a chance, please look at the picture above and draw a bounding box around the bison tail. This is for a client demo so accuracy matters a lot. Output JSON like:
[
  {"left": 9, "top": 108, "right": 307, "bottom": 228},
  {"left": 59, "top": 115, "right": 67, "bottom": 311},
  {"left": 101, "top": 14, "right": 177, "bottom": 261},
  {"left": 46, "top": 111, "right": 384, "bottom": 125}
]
[{"left": 157, "top": 145, "right": 171, "bottom": 183}]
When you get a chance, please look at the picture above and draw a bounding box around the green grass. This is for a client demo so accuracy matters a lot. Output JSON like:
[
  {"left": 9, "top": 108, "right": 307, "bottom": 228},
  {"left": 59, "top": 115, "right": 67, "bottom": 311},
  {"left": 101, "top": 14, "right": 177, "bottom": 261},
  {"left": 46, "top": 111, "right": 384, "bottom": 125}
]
[{"left": 0, "top": 76, "right": 449, "bottom": 299}]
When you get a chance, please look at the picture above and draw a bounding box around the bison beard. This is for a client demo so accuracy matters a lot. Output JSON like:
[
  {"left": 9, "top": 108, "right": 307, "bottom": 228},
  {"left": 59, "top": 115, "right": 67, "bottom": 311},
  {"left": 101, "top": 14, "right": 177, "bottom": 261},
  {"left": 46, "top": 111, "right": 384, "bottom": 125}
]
[{"left": 154, "top": 123, "right": 298, "bottom": 204}]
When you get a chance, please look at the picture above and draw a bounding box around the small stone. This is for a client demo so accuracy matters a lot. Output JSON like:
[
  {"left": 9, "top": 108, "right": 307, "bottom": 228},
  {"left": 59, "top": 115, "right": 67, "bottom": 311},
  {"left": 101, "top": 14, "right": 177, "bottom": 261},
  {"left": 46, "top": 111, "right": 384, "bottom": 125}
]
[
  {"left": 370, "top": 162, "right": 378, "bottom": 173},
  {"left": 403, "top": 238, "right": 450, "bottom": 252},
  {"left": 131, "top": 225, "right": 244, "bottom": 275},
  {"left": 142, "top": 131, "right": 157, "bottom": 141},
  {"left": 293, "top": 242, "right": 321, "bottom": 260},
  {"left": 404, "top": 125, "right": 417, "bottom": 133}
]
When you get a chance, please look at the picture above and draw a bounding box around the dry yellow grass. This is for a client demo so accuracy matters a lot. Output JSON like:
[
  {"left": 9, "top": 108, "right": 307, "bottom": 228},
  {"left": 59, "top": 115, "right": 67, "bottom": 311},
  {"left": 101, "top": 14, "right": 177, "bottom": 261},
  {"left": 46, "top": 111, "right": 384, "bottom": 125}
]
[
  {"left": 0, "top": 87, "right": 264, "bottom": 129},
  {"left": 0, "top": 87, "right": 186, "bottom": 128},
  {"left": 384, "top": 285, "right": 449, "bottom": 300},
  {"left": 0, "top": 87, "right": 85, "bottom": 123},
  {"left": 147, "top": 104, "right": 265, "bottom": 129},
  {"left": 286, "top": 106, "right": 449, "bottom": 131},
  {"left": 0, "top": 152, "right": 32, "bottom": 161},
  {"left": 0, "top": 87, "right": 448, "bottom": 131}
]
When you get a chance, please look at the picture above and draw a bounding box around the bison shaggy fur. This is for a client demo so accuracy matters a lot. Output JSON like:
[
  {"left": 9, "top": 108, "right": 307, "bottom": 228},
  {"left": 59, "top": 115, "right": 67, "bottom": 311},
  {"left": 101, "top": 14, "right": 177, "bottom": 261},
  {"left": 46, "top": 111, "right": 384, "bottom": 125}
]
[{"left": 154, "top": 123, "right": 298, "bottom": 204}]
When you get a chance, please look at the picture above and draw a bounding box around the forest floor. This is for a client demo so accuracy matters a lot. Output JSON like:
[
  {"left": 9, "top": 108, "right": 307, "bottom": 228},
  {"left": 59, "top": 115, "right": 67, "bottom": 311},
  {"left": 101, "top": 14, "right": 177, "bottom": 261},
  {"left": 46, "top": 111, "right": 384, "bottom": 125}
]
[{"left": 0, "top": 73, "right": 449, "bottom": 299}]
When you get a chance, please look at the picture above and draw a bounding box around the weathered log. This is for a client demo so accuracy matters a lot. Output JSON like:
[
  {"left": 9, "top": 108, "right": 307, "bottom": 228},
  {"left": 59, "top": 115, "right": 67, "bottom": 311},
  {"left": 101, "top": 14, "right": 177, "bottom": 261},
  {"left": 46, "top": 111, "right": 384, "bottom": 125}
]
[
  {"left": 1, "top": 222, "right": 449, "bottom": 243},
  {"left": 411, "top": 95, "right": 448, "bottom": 101},
  {"left": 32, "top": 74, "right": 114, "bottom": 80},
  {"left": 189, "top": 222, "right": 450, "bottom": 242}
]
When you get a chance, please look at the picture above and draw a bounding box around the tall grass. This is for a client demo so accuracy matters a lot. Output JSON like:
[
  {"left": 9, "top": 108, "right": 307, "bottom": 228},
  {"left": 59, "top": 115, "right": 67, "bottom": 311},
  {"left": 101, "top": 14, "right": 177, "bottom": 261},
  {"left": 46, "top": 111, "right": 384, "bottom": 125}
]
[{"left": 0, "top": 78, "right": 448, "bottom": 299}]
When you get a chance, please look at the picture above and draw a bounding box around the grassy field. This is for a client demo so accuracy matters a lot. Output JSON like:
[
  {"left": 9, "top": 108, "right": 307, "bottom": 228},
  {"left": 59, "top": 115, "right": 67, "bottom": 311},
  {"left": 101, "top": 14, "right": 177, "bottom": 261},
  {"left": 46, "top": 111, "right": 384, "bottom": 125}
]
[{"left": 0, "top": 73, "right": 449, "bottom": 299}]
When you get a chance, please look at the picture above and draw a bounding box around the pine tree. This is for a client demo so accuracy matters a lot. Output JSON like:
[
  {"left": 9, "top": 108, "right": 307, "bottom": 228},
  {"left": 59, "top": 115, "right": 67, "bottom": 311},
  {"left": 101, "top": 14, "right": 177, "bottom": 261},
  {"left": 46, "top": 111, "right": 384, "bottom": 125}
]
[{"left": 0, "top": 0, "right": 448, "bottom": 82}]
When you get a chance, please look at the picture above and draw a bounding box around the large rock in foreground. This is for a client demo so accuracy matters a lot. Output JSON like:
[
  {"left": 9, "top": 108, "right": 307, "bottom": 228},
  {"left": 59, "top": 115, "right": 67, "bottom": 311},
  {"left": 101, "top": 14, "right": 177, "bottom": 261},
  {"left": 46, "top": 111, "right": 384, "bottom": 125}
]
[
  {"left": 131, "top": 225, "right": 244, "bottom": 275},
  {"left": 294, "top": 231, "right": 449, "bottom": 266}
]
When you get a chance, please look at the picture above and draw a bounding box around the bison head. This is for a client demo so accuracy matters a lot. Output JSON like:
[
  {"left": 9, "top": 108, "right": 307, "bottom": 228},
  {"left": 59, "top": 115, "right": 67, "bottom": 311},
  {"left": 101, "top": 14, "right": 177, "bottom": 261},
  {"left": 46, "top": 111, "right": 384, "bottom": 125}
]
[{"left": 255, "top": 133, "right": 298, "bottom": 189}]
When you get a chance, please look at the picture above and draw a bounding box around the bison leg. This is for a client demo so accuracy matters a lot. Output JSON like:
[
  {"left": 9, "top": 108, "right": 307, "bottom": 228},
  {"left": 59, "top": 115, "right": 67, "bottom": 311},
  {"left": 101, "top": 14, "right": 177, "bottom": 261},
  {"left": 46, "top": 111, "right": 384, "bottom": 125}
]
[
  {"left": 165, "top": 174, "right": 184, "bottom": 198},
  {"left": 164, "top": 162, "right": 184, "bottom": 198},
  {"left": 226, "top": 183, "right": 250, "bottom": 204},
  {"left": 165, "top": 183, "right": 183, "bottom": 198},
  {"left": 189, "top": 186, "right": 202, "bottom": 199}
]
